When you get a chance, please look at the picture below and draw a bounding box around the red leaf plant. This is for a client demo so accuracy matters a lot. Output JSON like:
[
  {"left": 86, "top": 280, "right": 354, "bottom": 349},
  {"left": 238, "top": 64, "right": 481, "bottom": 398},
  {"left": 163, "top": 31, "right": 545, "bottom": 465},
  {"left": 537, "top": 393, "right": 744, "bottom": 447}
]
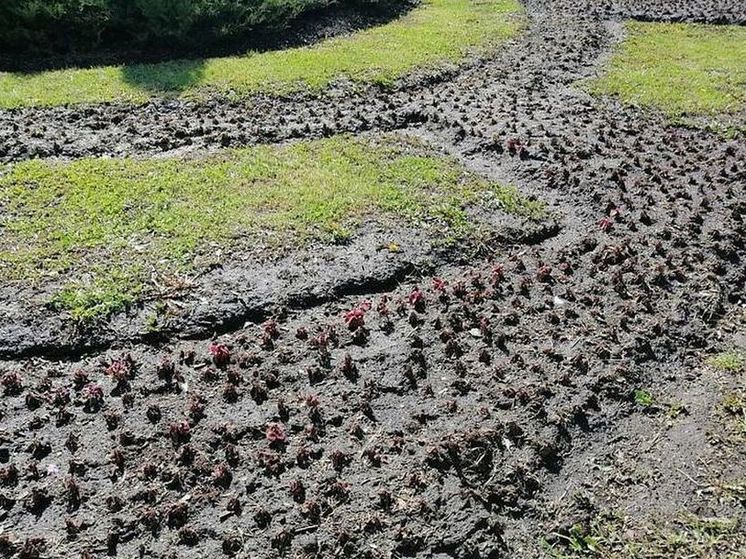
[
  {"left": 209, "top": 342, "right": 231, "bottom": 367},
  {"left": 265, "top": 422, "right": 287, "bottom": 444},
  {"left": 344, "top": 301, "right": 371, "bottom": 331}
]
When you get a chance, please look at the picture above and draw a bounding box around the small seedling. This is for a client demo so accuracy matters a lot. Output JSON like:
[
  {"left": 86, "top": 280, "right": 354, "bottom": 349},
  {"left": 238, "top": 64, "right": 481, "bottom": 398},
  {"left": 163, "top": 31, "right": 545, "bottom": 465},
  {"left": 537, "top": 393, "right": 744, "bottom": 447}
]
[
  {"left": 168, "top": 420, "right": 191, "bottom": 444},
  {"left": 344, "top": 301, "right": 370, "bottom": 330},
  {"left": 72, "top": 370, "right": 89, "bottom": 390},
  {"left": 82, "top": 383, "right": 104, "bottom": 411},
  {"left": 266, "top": 422, "right": 287, "bottom": 444},
  {"left": 209, "top": 342, "right": 231, "bottom": 367},
  {"left": 212, "top": 463, "right": 233, "bottom": 488},
  {"left": 408, "top": 287, "right": 426, "bottom": 311},
  {"left": 2, "top": 372, "right": 23, "bottom": 395},
  {"left": 634, "top": 389, "right": 655, "bottom": 408},
  {"left": 598, "top": 216, "right": 614, "bottom": 232},
  {"left": 105, "top": 355, "right": 134, "bottom": 383}
]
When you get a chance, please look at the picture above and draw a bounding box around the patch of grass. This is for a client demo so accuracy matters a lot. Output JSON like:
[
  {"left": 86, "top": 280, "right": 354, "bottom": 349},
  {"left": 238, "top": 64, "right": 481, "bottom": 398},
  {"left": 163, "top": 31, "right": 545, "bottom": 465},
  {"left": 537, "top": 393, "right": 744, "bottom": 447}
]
[
  {"left": 0, "top": 134, "right": 542, "bottom": 319},
  {"left": 634, "top": 389, "right": 655, "bottom": 408},
  {"left": 721, "top": 392, "right": 746, "bottom": 437},
  {"left": 545, "top": 512, "right": 745, "bottom": 559},
  {"left": 0, "top": 0, "right": 523, "bottom": 109},
  {"left": 50, "top": 268, "right": 142, "bottom": 322},
  {"left": 590, "top": 22, "right": 746, "bottom": 118},
  {"left": 708, "top": 351, "right": 744, "bottom": 373}
]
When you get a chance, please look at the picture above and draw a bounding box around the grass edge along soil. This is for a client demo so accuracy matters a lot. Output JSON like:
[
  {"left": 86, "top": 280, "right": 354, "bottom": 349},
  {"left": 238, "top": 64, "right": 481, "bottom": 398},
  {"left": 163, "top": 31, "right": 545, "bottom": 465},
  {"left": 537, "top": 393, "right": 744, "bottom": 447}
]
[
  {"left": 0, "top": 0, "right": 523, "bottom": 109},
  {"left": 0, "top": 134, "right": 544, "bottom": 321}
]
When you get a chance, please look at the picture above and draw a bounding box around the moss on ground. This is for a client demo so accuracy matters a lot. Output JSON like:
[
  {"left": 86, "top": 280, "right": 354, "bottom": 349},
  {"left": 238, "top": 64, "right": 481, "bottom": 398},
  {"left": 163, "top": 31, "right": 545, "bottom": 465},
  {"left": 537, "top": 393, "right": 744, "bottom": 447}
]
[
  {"left": 0, "top": 0, "right": 523, "bottom": 109},
  {"left": 0, "top": 134, "right": 543, "bottom": 320},
  {"left": 708, "top": 352, "right": 744, "bottom": 373}
]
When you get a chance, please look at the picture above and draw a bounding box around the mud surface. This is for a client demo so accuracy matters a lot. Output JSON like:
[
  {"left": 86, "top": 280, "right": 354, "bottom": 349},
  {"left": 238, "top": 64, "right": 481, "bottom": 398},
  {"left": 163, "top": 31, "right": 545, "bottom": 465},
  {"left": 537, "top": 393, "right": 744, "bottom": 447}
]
[
  {"left": 612, "top": 0, "right": 746, "bottom": 24},
  {"left": 0, "top": 0, "right": 745, "bottom": 557}
]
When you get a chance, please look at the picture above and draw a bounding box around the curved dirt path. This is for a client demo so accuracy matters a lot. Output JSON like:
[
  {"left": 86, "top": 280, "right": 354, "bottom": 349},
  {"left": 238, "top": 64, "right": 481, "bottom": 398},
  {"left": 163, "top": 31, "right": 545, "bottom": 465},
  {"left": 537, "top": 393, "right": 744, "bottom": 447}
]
[
  {"left": 0, "top": 1, "right": 744, "bottom": 558},
  {"left": 0, "top": 0, "right": 743, "bottom": 164}
]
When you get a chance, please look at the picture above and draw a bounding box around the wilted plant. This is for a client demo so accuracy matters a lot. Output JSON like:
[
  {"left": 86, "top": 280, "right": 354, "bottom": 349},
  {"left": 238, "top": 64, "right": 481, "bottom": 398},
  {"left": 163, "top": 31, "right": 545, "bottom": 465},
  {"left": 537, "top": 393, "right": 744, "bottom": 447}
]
[
  {"left": 109, "top": 448, "right": 125, "bottom": 473},
  {"left": 288, "top": 479, "right": 305, "bottom": 502},
  {"left": 2, "top": 372, "right": 23, "bottom": 395},
  {"left": 271, "top": 528, "right": 293, "bottom": 550},
  {"left": 104, "top": 412, "right": 121, "bottom": 431},
  {"left": 146, "top": 404, "right": 162, "bottom": 423},
  {"left": 262, "top": 319, "right": 280, "bottom": 339},
  {"left": 52, "top": 387, "right": 70, "bottom": 407},
  {"left": 339, "top": 353, "right": 358, "bottom": 380},
  {"left": 64, "top": 476, "right": 81, "bottom": 511},
  {"left": 72, "top": 369, "right": 89, "bottom": 390},
  {"left": 536, "top": 264, "right": 552, "bottom": 282},
  {"left": 249, "top": 381, "right": 267, "bottom": 404},
  {"left": 452, "top": 281, "right": 467, "bottom": 298},
  {"left": 0, "top": 464, "right": 18, "bottom": 486},
  {"left": 222, "top": 383, "right": 238, "bottom": 402},
  {"left": 156, "top": 357, "right": 176, "bottom": 385},
  {"left": 330, "top": 449, "right": 347, "bottom": 472},
  {"left": 168, "top": 420, "right": 191, "bottom": 444},
  {"left": 167, "top": 501, "right": 189, "bottom": 528},
  {"left": 187, "top": 394, "right": 206, "bottom": 420},
  {"left": 302, "top": 499, "right": 321, "bottom": 521},
  {"left": 226, "top": 496, "right": 242, "bottom": 516},
  {"left": 224, "top": 443, "right": 240, "bottom": 466},
  {"left": 212, "top": 463, "right": 232, "bottom": 488}
]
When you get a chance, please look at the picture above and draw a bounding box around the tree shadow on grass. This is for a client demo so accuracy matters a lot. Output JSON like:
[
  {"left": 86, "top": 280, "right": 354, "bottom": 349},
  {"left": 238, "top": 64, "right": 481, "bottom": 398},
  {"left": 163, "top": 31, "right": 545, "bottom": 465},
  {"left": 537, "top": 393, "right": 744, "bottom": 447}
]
[{"left": 120, "top": 58, "right": 206, "bottom": 95}]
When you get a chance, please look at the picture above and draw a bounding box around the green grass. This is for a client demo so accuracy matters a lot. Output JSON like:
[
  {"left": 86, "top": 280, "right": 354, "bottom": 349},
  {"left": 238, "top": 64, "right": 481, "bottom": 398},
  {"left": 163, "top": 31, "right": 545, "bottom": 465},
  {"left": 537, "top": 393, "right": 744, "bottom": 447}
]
[
  {"left": 545, "top": 512, "right": 745, "bottom": 559},
  {"left": 0, "top": 135, "right": 543, "bottom": 320},
  {"left": 590, "top": 22, "right": 746, "bottom": 117},
  {"left": 634, "top": 389, "right": 655, "bottom": 408},
  {"left": 0, "top": 0, "right": 523, "bottom": 109},
  {"left": 708, "top": 352, "right": 744, "bottom": 373}
]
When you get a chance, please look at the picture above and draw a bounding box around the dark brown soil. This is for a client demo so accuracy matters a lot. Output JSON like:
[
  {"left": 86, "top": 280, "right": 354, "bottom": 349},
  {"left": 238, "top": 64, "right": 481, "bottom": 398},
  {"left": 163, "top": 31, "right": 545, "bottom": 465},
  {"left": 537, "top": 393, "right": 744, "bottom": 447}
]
[{"left": 0, "top": 0, "right": 744, "bottom": 557}]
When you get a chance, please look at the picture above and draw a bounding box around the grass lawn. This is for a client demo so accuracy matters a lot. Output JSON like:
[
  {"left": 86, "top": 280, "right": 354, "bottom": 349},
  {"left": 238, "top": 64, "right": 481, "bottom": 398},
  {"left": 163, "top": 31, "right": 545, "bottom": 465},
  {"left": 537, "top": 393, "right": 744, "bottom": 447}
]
[
  {"left": 0, "top": 0, "right": 522, "bottom": 109},
  {"left": 590, "top": 22, "right": 746, "bottom": 118},
  {"left": 0, "top": 135, "right": 543, "bottom": 320}
]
